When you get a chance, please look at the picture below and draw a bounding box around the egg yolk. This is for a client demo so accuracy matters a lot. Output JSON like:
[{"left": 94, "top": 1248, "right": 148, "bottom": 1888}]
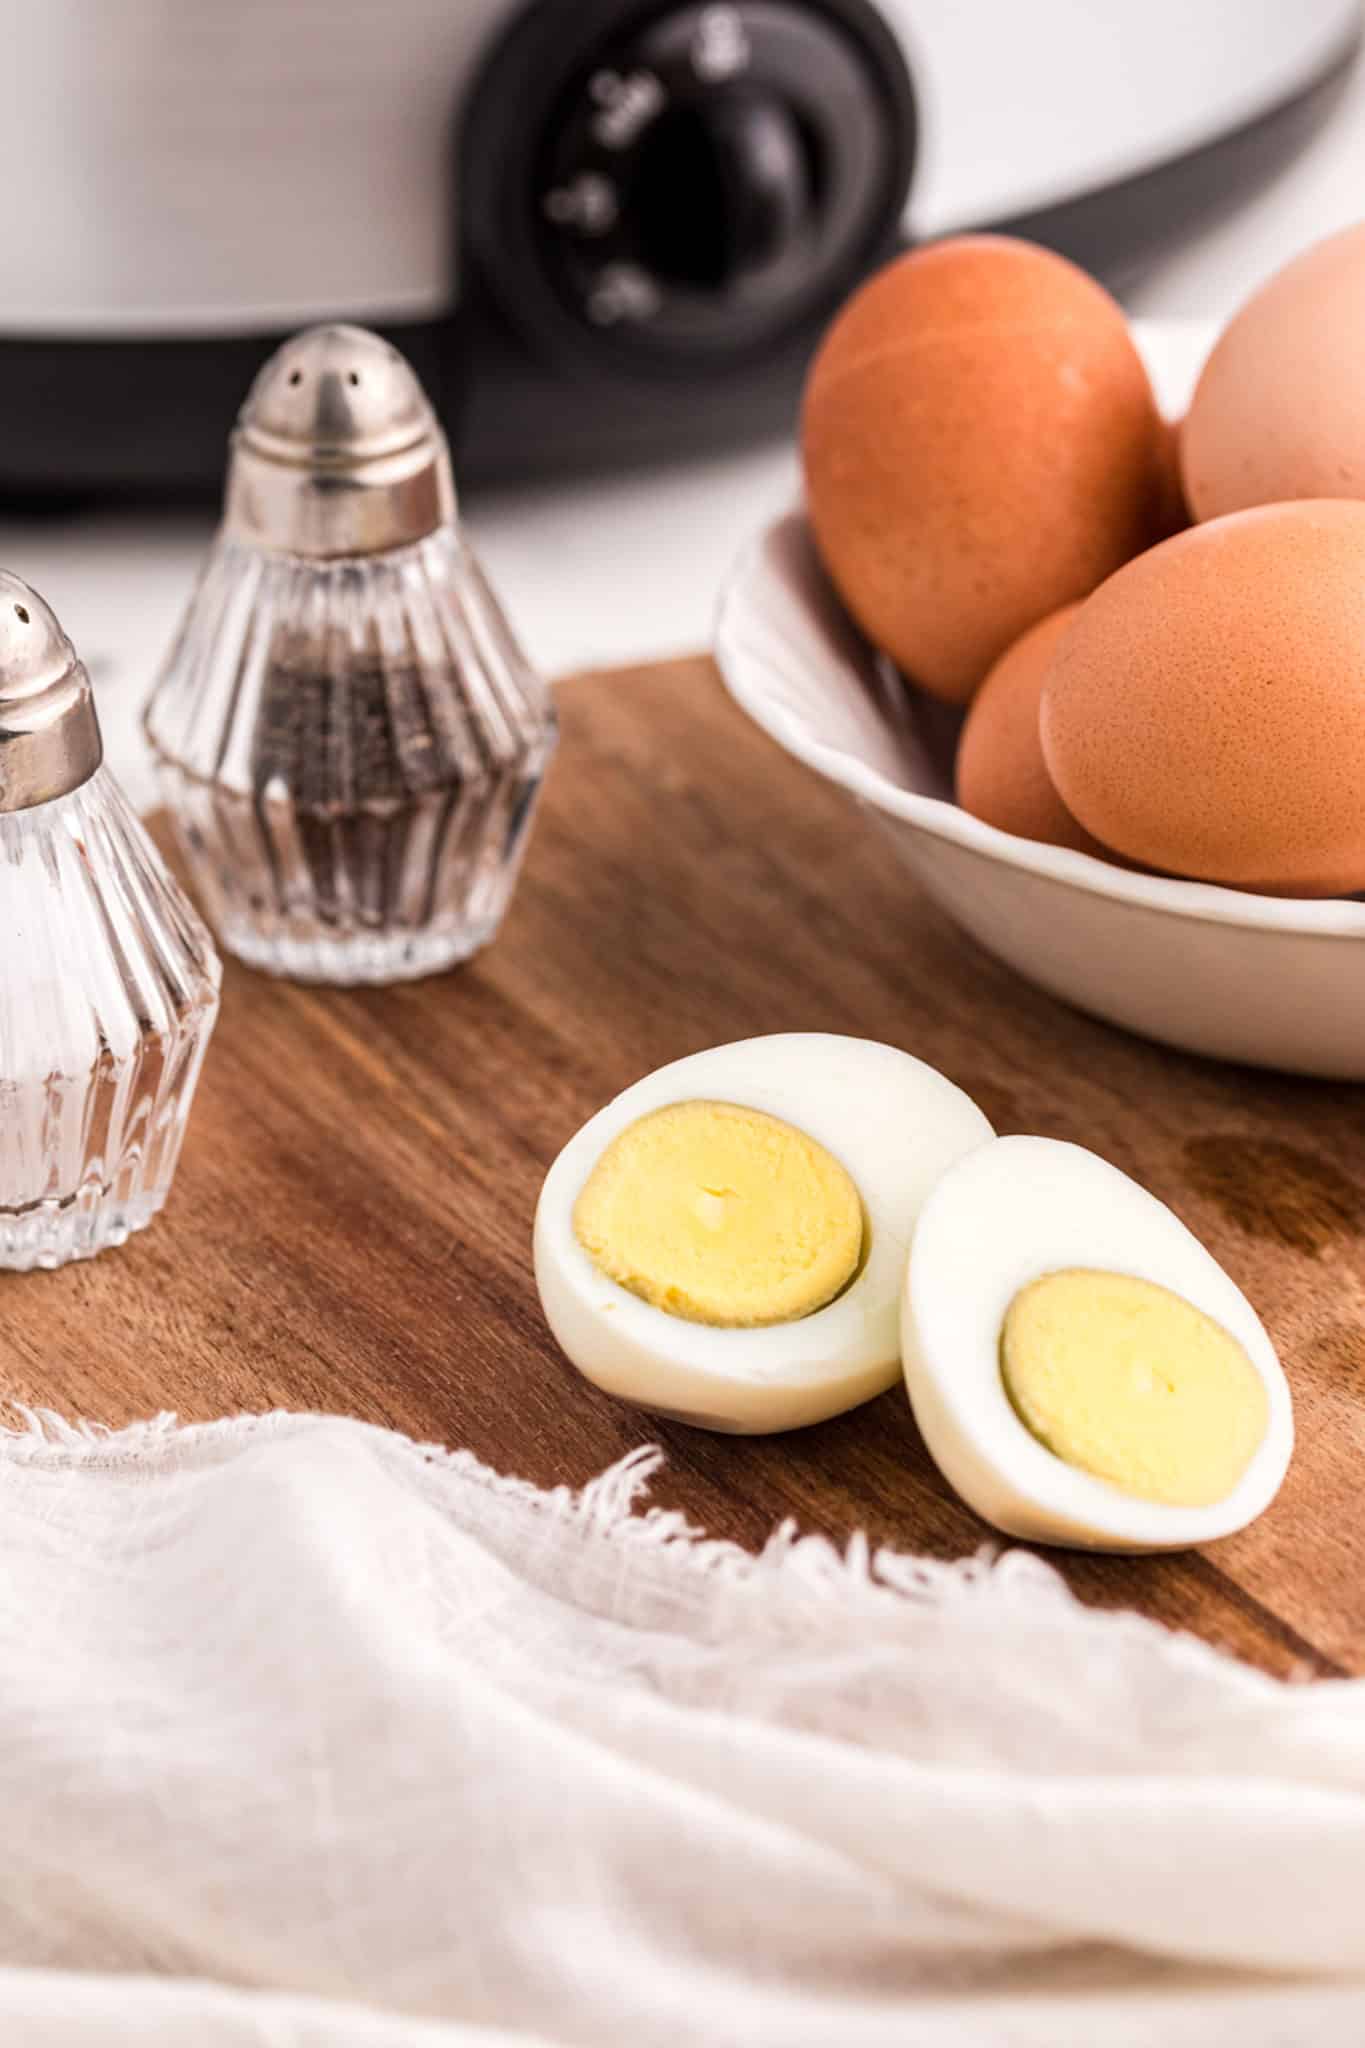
[
  {"left": 573, "top": 1100, "right": 864, "bottom": 1328},
  {"left": 1000, "top": 1269, "right": 1268, "bottom": 1507}
]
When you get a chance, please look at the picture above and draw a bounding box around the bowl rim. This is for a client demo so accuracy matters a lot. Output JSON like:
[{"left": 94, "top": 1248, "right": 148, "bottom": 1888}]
[{"left": 715, "top": 507, "right": 1365, "bottom": 943}]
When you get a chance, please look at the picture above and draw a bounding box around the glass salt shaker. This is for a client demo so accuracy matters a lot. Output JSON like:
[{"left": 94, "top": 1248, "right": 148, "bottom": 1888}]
[
  {"left": 0, "top": 575, "right": 220, "bottom": 1269},
  {"left": 144, "top": 325, "right": 558, "bottom": 985}
]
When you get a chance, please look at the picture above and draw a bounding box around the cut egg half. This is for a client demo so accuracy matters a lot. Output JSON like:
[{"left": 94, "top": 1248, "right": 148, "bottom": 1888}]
[
  {"left": 535, "top": 1034, "right": 994, "bottom": 1432},
  {"left": 902, "top": 1135, "right": 1293, "bottom": 1551}
]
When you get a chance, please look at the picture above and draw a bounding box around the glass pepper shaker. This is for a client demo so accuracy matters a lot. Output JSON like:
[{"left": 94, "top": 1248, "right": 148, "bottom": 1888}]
[
  {"left": 144, "top": 325, "right": 558, "bottom": 985},
  {"left": 0, "top": 575, "right": 220, "bottom": 1270}
]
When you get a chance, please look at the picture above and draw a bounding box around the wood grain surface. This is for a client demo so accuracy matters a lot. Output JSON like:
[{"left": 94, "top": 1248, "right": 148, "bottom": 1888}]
[{"left": 5, "top": 655, "right": 1364, "bottom": 1681}]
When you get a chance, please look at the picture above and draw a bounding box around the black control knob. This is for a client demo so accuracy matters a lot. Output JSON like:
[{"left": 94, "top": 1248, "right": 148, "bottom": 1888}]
[
  {"left": 463, "top": 0, "right": 917, "bottom": 375},
  {"left": 631, "top": 88, "right": 814, "bottom": 293}
]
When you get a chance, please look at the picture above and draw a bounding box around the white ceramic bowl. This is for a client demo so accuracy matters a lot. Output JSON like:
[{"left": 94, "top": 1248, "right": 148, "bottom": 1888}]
[{"left": 714, "top": 322, "right": 1365, "bottom": 1081}]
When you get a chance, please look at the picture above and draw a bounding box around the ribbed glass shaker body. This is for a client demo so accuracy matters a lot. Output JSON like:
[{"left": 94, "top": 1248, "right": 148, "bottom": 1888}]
[
  {"left": 145, "top": 523, "right": 557, "bottom": 984},
  {"left": 0, "top": 767, "right": 221, "bottom": 1270}
]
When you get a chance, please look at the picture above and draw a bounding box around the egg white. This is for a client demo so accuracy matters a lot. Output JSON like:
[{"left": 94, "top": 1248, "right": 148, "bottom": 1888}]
[
  {"left": 535, "top": 1033, "right": 994, "bottom": 1433},
  {"left": 901, "top": 1135, "right": 1294, "bottom": 1551}
]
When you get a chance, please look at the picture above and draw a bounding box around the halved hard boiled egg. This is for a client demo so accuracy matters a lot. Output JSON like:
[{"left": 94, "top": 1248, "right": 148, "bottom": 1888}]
[
  {"left": 535, "top": 1034, "right": 993, "bottom": 1432},
  {"left": 902, "top": 1135, "right": 1293, "bottom": 1550}
]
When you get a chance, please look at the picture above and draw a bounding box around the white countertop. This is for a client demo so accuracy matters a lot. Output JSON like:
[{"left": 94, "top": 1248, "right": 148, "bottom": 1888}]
[{"left": 3, "top": 48, "right": 1363, "bottom": 813}]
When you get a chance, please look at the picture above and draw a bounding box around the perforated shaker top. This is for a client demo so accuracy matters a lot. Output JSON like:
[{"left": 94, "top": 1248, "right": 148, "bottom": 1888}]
[
  {"left": 223, "top": 325, "right": 456, "bottom": 558},
  {"left": 0, "top": 572, "right": 102, "bottom": 813}
]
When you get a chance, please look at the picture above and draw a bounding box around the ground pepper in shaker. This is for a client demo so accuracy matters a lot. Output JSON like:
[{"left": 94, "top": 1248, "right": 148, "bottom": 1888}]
[
  {"left": 144, "top": 325, "right": 558, "bottom": 984},
  {"left": 0, "top": 574, "right": 220, "bottom": 1270}
]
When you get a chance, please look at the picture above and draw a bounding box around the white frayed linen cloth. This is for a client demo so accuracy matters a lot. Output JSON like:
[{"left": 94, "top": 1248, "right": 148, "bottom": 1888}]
[{"left": 3, "top": 1411, "right": 1365, "bottom": 2046}]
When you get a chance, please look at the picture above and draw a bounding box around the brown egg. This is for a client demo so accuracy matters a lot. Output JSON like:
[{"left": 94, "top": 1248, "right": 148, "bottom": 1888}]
[
  {"left": 1182, "top": 223, "right": 1365, "bottom": 522},
  {"left": 801, "top": 235, "right": 1167, "bottom": 703},
  {"left": 956, "top": 606, "right": 1111, "bottom": 855},
  {"left": 1041, "top": 501, "right": 1365, "bottom": 895}
]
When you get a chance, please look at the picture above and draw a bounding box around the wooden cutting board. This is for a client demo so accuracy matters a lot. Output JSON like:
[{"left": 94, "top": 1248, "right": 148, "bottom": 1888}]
[{"left": 4, "top": 655, "right": 1364, "bottom": 1680}]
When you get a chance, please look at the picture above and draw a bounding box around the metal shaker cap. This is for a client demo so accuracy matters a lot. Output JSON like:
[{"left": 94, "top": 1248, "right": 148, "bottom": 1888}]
[
  {"left": 222, "top": 325, "right": 457, "bottom": 559},
  {"left": 0, "top": 574, "right": 102, "bottom": 815}
]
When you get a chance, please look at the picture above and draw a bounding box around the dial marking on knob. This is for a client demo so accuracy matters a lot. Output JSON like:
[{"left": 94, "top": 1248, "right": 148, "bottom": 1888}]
[
  {"left": 590, "top": 69, "right": 666, "bottom": 151},
  {"left": 587, "top": 264, "right": 662, "bottom": 326},
  {"left": 693, "top": 7, "right": 750, "bottom": 81},
  {"left": 543, "top": 174, "right": 620, "bottom": 236}
]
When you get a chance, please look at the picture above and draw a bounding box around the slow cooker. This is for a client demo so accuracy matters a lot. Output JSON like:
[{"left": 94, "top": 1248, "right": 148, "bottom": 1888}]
[{"left": 1, "top": 0, "right": 1358, "bottom": 491}]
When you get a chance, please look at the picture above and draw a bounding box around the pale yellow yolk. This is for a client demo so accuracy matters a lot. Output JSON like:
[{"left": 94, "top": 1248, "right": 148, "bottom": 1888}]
[
  {"left": 573, "top": 1100, "right": 864, "bottom": 1328},
  {"left": 1000, "top": 1269, "right": 1268, "bottom": 1508}
]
